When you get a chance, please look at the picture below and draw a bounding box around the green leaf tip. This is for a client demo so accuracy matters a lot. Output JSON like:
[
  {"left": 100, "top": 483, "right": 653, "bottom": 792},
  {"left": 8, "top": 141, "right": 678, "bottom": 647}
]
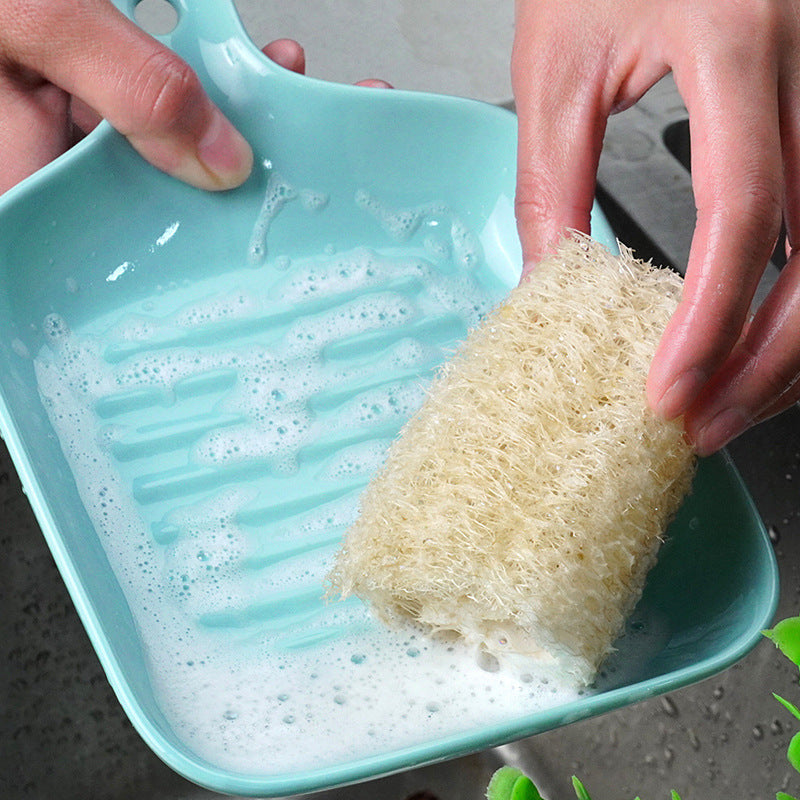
[
  {"left": 764, "top": 617, "right": 800, "bottom": 669},
  {"left": 774, "top": 693, "right": 800, "bottom": 722},
  {"left": 487, "top": 767, "right": 545, "bottom": 800},
  {"left": 571, "top": 776, "right": 592, "bottom": 799}
]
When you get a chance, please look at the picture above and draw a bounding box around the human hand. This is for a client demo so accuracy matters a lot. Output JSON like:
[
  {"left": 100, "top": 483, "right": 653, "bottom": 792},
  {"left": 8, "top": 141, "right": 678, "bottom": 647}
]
[
  {"left": 0, "top": 0, "right": 391, "bottom": 197},
  {"left": 512, "top": 0, "right": 800, "bottom": 455}
]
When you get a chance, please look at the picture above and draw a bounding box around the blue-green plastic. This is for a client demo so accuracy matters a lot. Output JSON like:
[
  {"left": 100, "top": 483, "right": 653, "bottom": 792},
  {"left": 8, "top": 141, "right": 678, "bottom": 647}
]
[{"left": 0, "top": 0, "right": 778, "bottom": 796}]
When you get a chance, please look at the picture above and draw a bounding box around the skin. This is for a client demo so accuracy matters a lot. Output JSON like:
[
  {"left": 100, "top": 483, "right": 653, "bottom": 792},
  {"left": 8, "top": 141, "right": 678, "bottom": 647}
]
[
  {"left": 0, "top": 0, "right": 390, "bottom": 196},
  {"left": 512, "top": 0, "right": 800, "bottom": 455}
]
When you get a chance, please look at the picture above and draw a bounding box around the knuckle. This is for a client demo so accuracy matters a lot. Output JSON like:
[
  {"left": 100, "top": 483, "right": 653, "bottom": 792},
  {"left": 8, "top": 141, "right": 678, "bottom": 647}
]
[
  {"left": 514, "top": 169, "right": 562, "bottom": 257},
  {"left": 515, "top": 166, "right": 592, "bottom": 228},
  {"left": 677, "top": 288, "right": 749, "bottom": 363},
  {"left": 515, "top": 169, "right": 558, "bottom": 230},
  {"left": 123, "top": 49, "right": 203, "bottom": 134},
  {"left": 727, "top": 177, "right": 783, "bottom": 238},
  {"left": 746, "top": 343, "right": 800, "bottom": 398},
  {"left": 701, "top": 173, "right": 783, "bottom": 250}
]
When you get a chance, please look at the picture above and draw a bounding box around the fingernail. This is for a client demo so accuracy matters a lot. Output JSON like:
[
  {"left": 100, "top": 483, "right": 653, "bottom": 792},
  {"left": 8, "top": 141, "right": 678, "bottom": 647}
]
[
  {"left": 693, "top": 406, "right": 751, "bottom": 456},
  {"left": 654, "top": 367, "right": 707, "bottom": 420},
  {"left": 197, "top": 108, "right": 253, "bottom": 189}
]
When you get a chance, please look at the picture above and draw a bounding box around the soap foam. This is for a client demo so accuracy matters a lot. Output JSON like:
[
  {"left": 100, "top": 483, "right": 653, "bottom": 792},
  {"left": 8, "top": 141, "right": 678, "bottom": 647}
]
[
  {"left": 33, "top": 194, "right": 583, "bottom": 779},
  {"left": 248, "top": 171, "right": 298, "bottom": 264}
]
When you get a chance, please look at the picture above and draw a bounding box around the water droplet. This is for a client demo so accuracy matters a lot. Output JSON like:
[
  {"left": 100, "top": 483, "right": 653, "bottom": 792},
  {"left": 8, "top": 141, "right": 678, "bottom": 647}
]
[
  {"left": 769, "top": 525, "right": 781, "bottom": 545},
  {"left": 712, "top": 686, "right": 725, "bottom": 700},
  {"left": 752, "top": 724, "right": 764, "bottom": 740},
  {"left": 350, "top": 654, "right": 366, "bottom": 665},
  {"left": 222, "top": 709, "right": 239, "bottom": 721},
  {"left": 660, "top": 695, "right": 679, "bottom": 717},
  {"left": 333, "top": 694, "right": 346, "bottom": 705},
  {"left": 282, "top": 714, "right": 295, "bottom": 725}
]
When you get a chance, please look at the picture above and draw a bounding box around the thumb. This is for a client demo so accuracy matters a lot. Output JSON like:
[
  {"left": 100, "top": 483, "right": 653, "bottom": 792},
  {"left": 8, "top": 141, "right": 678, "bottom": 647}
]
[{"left": 17, "top": 1, "right": 253, "bottom": 190}]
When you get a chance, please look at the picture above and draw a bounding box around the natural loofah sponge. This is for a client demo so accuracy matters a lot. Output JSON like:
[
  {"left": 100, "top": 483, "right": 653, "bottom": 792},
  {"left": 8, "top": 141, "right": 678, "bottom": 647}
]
[{"left": 327, "top": 233, "right": 696, "bottom": 684}]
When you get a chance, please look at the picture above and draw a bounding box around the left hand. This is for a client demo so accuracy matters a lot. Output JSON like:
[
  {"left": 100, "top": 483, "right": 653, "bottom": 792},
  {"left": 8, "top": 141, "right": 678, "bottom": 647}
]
[{"left": 0, "top": 0, "right": 390, "bottom": 197}]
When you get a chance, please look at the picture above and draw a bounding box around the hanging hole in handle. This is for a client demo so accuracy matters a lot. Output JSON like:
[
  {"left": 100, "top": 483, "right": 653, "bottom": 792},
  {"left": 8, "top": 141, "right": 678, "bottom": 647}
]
[{"left": 134, "top": 0, "right": 179, "bottom": 36}]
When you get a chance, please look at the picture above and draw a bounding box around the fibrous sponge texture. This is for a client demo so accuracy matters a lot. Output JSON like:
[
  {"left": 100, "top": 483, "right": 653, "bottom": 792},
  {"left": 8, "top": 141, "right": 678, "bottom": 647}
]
[{"left": 328, "top": 234, "right": 696, "bottom": 684}]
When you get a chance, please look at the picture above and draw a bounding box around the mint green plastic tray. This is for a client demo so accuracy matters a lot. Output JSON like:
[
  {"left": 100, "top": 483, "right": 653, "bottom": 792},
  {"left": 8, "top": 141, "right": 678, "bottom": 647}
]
[{"left": 0, "top": 0, "right": 777, "bottom": 795}]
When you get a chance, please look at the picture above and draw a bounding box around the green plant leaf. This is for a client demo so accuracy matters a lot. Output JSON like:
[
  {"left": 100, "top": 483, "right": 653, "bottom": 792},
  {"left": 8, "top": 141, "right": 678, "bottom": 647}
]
[
  {"left": 764, "top": 617, "right": 800, "bottom": 668},
  {"left": 671, "top": 792, "right": 682, "bottom": 800},
  {"left": 788, "top": 732, "right": 800, "bottom": 774},
  {"left": 571, "top": 776, "right": 592, "bottom": 800},
  {"left": 487, "top": 767, "right": 545, "bottom": 800},
  {"left": 776, "top": 792, "right": 799, "bottom": 800},
  {"left": 775, "top": 693, "right": 800, "bottom": 722}
]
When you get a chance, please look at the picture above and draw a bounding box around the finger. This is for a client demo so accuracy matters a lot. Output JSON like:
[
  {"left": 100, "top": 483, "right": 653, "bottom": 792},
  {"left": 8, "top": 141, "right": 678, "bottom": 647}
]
[
  {"left": 510, "top": 1, "right": 666, "bottom": 276},
  {"left": 684, "top": 250, "right": 800, "bottom": 454},
  {"left": 6, "top": 0, "right": 252, "bottom": 191},
  {"left": 511, "top": 20, "right": 608, "bottom": 273},
  {"left": 0, "top": 68, "right": 71, "bottom": 193},
  {"left": 261, "top": 38, "right": 306, "bottom": 75},
  {"left": 70, "top": 96, "right": 102, "bottom": 134},
  {"left": 780, "top": 20, "right": 800, "bottom": 258},
  {"left": 354, "top": 79, "right": 393, "bottom": 89},
  {"left": 646, "top": 22, "right": 783, "bottom": 420},
  {"left": 752, "top": 34, "right": 800, "bottom": 423},
  {"left": 686, "top": 52, "right": 800, "bottom": 454}
]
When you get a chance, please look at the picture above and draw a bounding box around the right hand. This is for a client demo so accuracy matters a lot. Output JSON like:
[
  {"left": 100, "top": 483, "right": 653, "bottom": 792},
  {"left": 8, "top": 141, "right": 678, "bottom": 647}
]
[{"left": 511, "top": 0, "right": 800, "bottom": 455}]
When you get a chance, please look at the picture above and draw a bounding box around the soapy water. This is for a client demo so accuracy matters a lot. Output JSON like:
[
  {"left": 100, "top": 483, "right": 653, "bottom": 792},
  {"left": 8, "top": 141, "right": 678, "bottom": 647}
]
[{"left": 33, "top": 187, "right": 584, "bottom": 777}]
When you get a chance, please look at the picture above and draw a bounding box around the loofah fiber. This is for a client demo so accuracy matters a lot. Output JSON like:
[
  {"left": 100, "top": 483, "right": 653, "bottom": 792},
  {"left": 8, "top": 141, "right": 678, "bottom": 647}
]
[{"left": 327, "top": 233, "right": 696, "bottom": 684}]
